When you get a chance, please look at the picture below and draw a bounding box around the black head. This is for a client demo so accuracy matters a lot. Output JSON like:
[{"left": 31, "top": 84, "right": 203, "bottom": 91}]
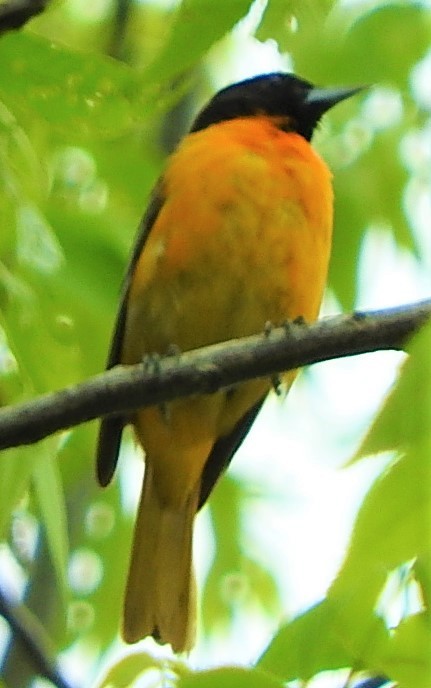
[{"left": 191, "top": 73, "right": 362, "bottom": 141}]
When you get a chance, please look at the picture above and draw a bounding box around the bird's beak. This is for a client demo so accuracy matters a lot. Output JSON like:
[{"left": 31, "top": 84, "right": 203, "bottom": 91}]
[{"left": 306, "top": 85, "right": 366, "bottom": 115}]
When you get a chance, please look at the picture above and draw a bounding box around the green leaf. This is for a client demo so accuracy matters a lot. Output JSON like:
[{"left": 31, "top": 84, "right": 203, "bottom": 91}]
[
  {"left": 324, "top": 319, "right": 431, "bottom": 668},
  {"left": 328, "top": 445, "right": 431, "bottom": 647},
  {"left": 330, "top": 454, "right": 431, "bottom": 614},
  {"left": 0, "top": 446, "right": 35, "bottom": 536},
  {"left": 96, "top": 651, "right": 165, "bottom": 688},
  {"left": 3, "top": 283, "right": 83, "bottom": 394},
  {"left": 382, "top": 613, "right": 431, "bottom": 688},
  {"left": 261, "top": 323, "right": 431, "bottom": 681},
  {"left": 354, "top": 320, "right": 431, "bottom": 460},
  {"left": 32, "top": 440, "right": 69, "bottom": 595},
  {"left": 259, "top": 599, "right": 389, "bottom": 681},
  {"left": 178, "top": 666, "right": 282, "bottom": 688},
  {"left": 143, "top": 0, "right": 255, "bottom": 83},
  {"left": 341, "top": 4, "right": 431, "bottom": 86},
  {"left": 0, "top": 33, "right": 137, "bottom": 138},
  {"left": 347, "top": 448, "right": 431, "bottom": 570},
  {"left": 0, "top": 99, "right": 46, "bottom": 205},
  {"left": 257, "top": 0, "right": 335, "bottom": 48},
  {"left": 258, "top": 601, "right": 351, "bottom": 680},
  {"left": 286, "top": 3, "right": 431, "bottom": 88}
]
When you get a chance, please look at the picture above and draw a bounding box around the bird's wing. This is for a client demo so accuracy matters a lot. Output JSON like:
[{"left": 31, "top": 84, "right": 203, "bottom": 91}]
[
  {"left": 96, "top": 188, "right": 164, "bottom": 487},
  {"left": 197, "top": 397, "right": 265, "bottom": 509}
]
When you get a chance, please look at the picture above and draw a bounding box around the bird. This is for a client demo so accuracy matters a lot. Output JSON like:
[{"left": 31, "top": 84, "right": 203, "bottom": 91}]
[{"left": 96, "top": 72, "right": 361, "bottom": 653}]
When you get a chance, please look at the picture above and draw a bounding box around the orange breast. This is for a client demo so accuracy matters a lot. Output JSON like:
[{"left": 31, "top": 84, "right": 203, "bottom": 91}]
[
  {"left": 122, "top": 116, "right": 334, "bottom": 503},
  {"left": 125, "top": 116, "right": 333, "bottom": 358}
]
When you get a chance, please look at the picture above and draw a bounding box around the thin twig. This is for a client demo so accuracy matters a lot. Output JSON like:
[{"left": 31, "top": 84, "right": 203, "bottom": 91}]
[
  {"left": 0, "top": 587, "right": 74, "bottom": 688},
  {"left": 0, "top": 299, "right": 429, "bottom": 451}
]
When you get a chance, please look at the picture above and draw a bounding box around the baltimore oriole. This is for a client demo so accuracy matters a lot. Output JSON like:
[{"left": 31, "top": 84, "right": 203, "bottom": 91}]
[{"left": 96, "top": 73, "right": 360, "bottom": 652}]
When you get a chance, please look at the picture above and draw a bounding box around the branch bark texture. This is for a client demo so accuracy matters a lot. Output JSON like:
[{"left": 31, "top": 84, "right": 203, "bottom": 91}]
[{"left": 0, "top": 300, "right": 429, "bottom": 451}]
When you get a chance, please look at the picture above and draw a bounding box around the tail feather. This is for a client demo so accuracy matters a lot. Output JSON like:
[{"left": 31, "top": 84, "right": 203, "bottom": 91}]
[{"left": 123, "top": 463, "right": 197, "bottom": 652}]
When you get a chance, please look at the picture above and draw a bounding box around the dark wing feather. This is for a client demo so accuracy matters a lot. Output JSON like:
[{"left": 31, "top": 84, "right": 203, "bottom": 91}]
[
  {"left": 96, "top": 188, "right": 164, "bottom": 487},
  {"left": 198, "top": 397, "right": 265, "bottom": 509}
]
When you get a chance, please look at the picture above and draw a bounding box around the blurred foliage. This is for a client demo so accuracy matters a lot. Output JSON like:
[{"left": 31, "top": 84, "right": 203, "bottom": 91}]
[
  {"left": 259, "top": 322, "right": 431, "bottom": 687},
  {"left": 0, "top": 0, "right": 429, "bottom": 687}
]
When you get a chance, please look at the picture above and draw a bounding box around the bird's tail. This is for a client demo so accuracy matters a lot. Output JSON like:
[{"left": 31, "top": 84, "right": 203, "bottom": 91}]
[{"left": 122, "top": 463, "right": 197, "bottom": 652}]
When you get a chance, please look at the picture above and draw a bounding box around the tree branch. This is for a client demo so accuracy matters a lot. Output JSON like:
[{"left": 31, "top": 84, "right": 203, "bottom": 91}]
[{"left": 0, "top": 299, "right": 430, "bottom": 451}]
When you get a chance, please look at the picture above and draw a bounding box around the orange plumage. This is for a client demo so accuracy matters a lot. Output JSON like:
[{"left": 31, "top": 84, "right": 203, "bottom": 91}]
[{"left": 96, "top": 73, "right": 360, "bottom": 652}]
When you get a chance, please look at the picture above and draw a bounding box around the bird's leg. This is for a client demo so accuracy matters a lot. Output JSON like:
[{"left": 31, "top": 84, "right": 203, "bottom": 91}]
[{"left": 141, "top": 352, "right": 171, "bottom": 424}]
